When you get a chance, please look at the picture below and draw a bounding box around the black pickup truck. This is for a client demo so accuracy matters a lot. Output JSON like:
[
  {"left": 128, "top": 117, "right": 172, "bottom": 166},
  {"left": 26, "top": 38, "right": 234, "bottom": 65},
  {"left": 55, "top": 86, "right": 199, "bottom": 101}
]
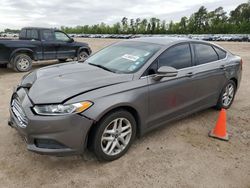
[{"left": 0, "top": 27, "right": 92, "bottom": 72}]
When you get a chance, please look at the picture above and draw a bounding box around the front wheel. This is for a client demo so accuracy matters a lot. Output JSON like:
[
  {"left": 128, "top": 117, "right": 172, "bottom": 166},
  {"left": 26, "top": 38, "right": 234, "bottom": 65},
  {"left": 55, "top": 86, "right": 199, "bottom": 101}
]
[
  {"left": 77, "top": 51, "right": 89, "bottom": 62},
  {"left": 91, "top": 110, "right": 136, "bottom": 161},
  {"left": 216, "top": 80, "right": 236, "bottom": 109}
]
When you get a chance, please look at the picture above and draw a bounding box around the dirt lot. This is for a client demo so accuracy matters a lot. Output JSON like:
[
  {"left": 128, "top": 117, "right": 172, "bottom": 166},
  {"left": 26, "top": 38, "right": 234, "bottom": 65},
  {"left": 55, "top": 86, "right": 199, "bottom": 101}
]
[{"left": 0, "top": 38, "right": 249, "bottom": 188}]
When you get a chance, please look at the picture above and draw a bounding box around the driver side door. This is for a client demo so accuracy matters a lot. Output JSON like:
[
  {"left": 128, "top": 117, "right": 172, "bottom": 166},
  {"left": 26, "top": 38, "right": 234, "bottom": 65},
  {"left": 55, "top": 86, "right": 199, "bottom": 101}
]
[
  {"left": 40, "top": 29, "right": 57, "bottom": 60},
  {"left": 54, "top": 31, "right": 76, "bottom": 59},
  {"left": 146, "top": 43, "right": 197, "bottom": 129}
]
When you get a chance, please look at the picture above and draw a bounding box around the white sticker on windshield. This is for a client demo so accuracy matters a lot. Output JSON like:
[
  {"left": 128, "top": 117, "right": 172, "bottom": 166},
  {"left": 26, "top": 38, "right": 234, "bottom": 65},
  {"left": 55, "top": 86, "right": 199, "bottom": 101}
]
[{"left": 122, "top": 54, "right": 140, "bottom": 62}]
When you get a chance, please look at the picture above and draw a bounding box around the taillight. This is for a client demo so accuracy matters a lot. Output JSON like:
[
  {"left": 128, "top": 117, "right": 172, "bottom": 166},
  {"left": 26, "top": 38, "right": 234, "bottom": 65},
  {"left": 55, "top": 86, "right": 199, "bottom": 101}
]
[{"left": 240, "top": 59, "right": 243, "bottom": 70}]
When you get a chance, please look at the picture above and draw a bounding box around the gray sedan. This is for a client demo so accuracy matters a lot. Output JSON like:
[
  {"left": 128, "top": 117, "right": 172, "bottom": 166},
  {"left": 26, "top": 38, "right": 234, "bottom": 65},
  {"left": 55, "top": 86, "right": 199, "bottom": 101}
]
[{"left": 9, "top": 37, "right": 242, "bottom": 161}]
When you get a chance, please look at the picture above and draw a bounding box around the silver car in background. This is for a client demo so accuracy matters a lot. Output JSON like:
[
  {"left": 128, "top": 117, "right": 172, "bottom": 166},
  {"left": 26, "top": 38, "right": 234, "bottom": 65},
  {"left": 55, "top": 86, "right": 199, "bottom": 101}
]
[{"left": 9, "top": 37, "right": 242, "bottom": 161}]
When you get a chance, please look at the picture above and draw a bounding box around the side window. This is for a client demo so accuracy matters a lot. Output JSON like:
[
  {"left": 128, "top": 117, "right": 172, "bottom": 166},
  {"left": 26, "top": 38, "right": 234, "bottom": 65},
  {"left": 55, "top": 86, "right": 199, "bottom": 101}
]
[
  {"left": 158, "top": 44, "right": 192, "bottom": 69},
  {"left": 19, "top": 29, "right": 26, "bottom": 39},
  {"left": 55, "top": 31, "right": 70, "bottom": 42},
  {"left": 194, "top": 43, "right": 218, "bottom": 65},
  {"left": 214, "top": 46, "right": 226, "bottom": 59},
  {"left": 26, "top": 29, "right": 38, "bottom": 40},
  {"left": 41, "top": 30, "right": 54, "bottom": 41}
]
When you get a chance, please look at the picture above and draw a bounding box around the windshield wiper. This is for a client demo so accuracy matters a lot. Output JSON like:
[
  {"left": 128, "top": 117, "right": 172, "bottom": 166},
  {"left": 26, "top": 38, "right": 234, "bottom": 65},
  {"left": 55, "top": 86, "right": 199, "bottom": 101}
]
[{"left": 88, "top": 63, "right": 116, "bottom": 73}]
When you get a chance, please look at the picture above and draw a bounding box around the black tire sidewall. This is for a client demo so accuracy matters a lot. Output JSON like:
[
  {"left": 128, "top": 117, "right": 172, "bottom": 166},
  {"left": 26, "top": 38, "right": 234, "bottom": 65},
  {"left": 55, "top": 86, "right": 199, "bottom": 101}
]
[
  {"left": 13, "top": 54, "right": 32, "bottom": 72},
  {"left": 216, "top": 80, "right": 236, "bottom": 109},
  {"left": 92, "top": 110, "right": 136, "bottom": 161}
]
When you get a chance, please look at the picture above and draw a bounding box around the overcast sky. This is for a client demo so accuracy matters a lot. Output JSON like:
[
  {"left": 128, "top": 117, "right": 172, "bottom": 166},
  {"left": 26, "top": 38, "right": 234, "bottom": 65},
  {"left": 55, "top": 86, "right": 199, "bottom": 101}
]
[{"left": 0, "top": 0, "right": 247, "bottom": 31}]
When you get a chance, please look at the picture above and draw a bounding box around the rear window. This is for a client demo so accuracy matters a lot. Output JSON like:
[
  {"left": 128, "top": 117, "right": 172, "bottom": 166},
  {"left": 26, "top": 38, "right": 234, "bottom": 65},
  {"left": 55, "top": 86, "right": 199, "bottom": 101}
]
[
  {"left": 194, "top": 43, "right": 218, "bottom": 65},
  {"left": 26, "top": 29, "right": 38, "bottom": 40},
  {"left": 214, "top": 46, "right": 227, "bottom": 59},
  {"left": 19, "top": 29, "right": 26, "bottom": 39}
]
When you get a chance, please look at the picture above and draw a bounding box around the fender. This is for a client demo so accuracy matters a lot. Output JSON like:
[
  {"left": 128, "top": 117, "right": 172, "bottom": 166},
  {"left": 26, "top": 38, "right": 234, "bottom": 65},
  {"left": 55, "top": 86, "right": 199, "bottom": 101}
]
[
  {"left": 84, "top": 102, "right": 144, "bottom": 136},
  {"left": 10, "top": 48, "right": 37, "bottom": 61},
  {"left": 76, "top": 47, "right": 91, "bottom": 56}
]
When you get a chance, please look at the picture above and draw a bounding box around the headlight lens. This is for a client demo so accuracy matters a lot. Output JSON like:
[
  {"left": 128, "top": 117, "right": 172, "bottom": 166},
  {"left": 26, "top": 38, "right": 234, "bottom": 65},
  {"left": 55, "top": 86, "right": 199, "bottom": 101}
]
[{"left": 33, "top": 101, "right": 93, "bottom": 116}]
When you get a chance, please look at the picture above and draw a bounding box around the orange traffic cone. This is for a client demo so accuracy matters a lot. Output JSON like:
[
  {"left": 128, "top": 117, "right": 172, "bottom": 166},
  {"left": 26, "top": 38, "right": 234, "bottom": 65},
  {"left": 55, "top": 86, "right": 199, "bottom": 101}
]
[{"left": 209, "top": 108, "right": 229, "bottom": 141}]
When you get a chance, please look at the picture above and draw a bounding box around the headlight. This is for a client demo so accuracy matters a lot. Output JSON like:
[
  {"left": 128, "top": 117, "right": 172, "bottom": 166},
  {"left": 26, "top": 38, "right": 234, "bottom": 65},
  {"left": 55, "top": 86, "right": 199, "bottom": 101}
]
[{"left": 33, "top": 101, "right": 93, "bottom": 116}]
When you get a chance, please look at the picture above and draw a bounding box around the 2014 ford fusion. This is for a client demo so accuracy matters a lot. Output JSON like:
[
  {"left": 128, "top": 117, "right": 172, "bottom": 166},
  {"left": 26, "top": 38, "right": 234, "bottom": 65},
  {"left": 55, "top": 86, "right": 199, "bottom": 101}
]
[{"left": 9, "top": 37, "right": 242, "bottom": 161}]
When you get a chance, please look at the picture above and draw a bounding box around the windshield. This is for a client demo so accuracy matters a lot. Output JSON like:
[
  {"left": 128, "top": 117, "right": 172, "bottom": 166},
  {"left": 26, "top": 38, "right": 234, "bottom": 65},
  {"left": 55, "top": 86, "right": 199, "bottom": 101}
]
[{"left": 86, "top": 41, "right": 161, "bottom": 73}]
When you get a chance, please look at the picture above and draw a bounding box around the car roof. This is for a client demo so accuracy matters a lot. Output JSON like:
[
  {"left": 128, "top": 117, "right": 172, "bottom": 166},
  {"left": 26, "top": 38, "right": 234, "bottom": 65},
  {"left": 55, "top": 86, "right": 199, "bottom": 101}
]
[
  {"left": 22, "top": 27, "right": 57, "bottom": 30},
  {"left": 129, "top": 37, "right": 204, "bottom": 46}
]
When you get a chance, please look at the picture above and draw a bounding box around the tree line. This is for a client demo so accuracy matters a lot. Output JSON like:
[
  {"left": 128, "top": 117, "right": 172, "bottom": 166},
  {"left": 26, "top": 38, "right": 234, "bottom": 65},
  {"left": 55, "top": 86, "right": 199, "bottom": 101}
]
[
  {"left": 1, "top": 1, "right": 250, "bottom": 34},
  {"left": 61, "top": 1, "right": 250, "bottom": 34}
]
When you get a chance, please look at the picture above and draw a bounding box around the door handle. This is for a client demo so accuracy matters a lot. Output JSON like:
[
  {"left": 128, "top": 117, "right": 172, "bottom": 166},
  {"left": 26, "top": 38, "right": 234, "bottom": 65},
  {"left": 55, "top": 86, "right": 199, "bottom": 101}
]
[{"left": 186, "top": 72, "right": 193, "bottom": 77}]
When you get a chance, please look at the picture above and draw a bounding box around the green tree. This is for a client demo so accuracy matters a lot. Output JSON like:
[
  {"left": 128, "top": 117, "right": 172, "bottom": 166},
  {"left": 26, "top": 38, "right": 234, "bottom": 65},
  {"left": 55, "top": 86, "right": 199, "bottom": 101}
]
[
  {"left": 59, "top": 1, "right": 250, "bottom": 35},
  {"left": 121, "top": 17, "right": 128, "bottom": 33}
]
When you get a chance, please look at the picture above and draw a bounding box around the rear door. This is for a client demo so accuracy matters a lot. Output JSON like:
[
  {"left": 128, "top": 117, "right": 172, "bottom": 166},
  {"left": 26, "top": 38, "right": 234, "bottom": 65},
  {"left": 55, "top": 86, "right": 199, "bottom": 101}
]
[
  {"left": 190, "top": 42, "right": 227, "bottom": 107},
  {"left": 147, "top": 43, "right": 197, "bottom": 128},
  {"left": 54, "top": 31, "right": 75, "bottom": 59},
  {"left": 40, "top": 29, "right": 57, "bottom": 60}
]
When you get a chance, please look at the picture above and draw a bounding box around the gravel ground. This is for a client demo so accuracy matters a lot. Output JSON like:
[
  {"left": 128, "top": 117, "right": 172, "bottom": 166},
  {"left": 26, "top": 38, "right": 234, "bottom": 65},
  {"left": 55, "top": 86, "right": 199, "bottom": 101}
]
[{"left": 0, "top": 38, "right": 249, "bottom": 188}]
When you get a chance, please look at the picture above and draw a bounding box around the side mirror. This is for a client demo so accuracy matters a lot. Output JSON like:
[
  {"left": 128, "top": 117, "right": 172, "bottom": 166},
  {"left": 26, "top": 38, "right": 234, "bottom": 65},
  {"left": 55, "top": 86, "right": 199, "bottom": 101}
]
[{"left": 153, "top": 66, "right": 178, "bottom": 81}]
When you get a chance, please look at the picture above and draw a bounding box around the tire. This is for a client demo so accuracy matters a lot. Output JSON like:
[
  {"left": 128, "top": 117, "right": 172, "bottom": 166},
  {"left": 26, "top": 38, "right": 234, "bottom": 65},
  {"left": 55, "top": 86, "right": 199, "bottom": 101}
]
[
  {"left": 91, "top": 110, "right": 136, "bottom": 161},
  {"left": 215, "top": 80, "right": 236, "bottom": 110},
  {"left": 77, "top": 51, "right": 89, "bottom": 62},
  {"left": 12, "top": 54, "right": 32, "bottom": 72},
  {"left": 58, "top": 58, "right": 67, "bottom": 62}
]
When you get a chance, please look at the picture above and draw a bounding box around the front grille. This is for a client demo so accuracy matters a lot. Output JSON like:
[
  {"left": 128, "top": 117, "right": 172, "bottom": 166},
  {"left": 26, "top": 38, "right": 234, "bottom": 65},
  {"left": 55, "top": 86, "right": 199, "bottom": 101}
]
[{"left": 11, "top": 97, "right": 28, "bottom": 128}]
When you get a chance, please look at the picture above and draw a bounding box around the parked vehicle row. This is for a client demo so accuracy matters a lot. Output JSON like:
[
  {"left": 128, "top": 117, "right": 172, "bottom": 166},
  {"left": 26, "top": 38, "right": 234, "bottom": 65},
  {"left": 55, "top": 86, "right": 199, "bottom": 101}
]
[
  {"left": 2, "top": 32, "right": 250, "bottom": 42},
  {"left": 0, "top": 33, "right": 18, "bottom": 38},
  {"left": 67, "top": 33, "right": 250, "bottom": 42},
  {"left": 0, "top": 27, "right": 91, "bottom": 72}
]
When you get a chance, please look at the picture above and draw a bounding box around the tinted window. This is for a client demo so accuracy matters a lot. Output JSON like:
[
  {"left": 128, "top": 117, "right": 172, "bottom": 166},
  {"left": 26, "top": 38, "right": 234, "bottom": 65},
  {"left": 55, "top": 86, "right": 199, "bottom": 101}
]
[
  {"left": 41, "top": 30, "right": 54, "bottom": 41},
  {"left": 194, "top": 43, "right": 218, "bottom": 65},
  {"left": 158, "top": 44, "right": 192, "bottom": 69},
  {"left": 26, "top": 29, "right": 38, "bottom": 40},
  {"left": 19, "top": 29, "right": 26, "bottom": 39},
  {"left": 55, "top": 31, "right": 70, "bottom": 42},
  {"left": 214, "top": 46, "right": 226, "bottom": 59}
]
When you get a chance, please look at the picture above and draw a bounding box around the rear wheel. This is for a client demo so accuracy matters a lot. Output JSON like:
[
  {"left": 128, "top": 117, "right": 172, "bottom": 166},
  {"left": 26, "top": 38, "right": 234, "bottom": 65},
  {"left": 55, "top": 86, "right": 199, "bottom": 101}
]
[
  {"left": 91, "top": 110, "right": 136, "bottom": 161},
  {"left": 12, "top": 54, "right": 32, "bottom": 72},
  {"left": 216, "top": 80, "right": 236, "bottom": 109},
  {"left": 77, "top": 51, "right": 89, "bottom": 62}
]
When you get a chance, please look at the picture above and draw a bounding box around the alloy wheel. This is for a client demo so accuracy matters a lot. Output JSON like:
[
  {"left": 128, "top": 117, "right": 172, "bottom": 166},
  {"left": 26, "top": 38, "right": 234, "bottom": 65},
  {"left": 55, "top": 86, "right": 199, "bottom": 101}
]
[
  {"left": 78, "top": 52, "right": 88, "bottom": 62},
  {"left": 101, "top": 118, "right": 132, "bottom": 156},
  {"left": 17, "top": 58, "right": 30, "bottom": 71},
  {"left": 222, "top": 83, "right": 235, "bottom": 107}
]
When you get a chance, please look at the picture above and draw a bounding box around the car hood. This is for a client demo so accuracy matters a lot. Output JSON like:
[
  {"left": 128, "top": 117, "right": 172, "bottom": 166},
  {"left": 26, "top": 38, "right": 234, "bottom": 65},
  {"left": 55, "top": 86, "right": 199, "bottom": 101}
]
[{"left": 22, "top": 62, "right": 133, "bottom": 104}]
